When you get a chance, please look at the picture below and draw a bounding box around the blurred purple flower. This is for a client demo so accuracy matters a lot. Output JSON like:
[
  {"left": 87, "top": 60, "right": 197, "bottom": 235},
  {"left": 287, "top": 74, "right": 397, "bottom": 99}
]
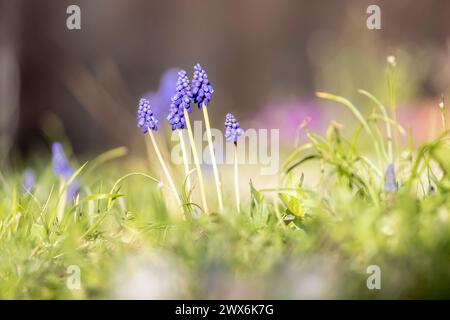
[
  {"left": 52, "top": 143, "right": 72, "bottom": 177},
  {"left": 52, "top": 142, "right": 80, "bottom": 200},
  {"left": 142, "top": 68, "right": 179, "bottom": 121},
  {"left": 143, "top": 92, "right": 164, "bottom": 120},
  {"left": 225, "top": 113, "right": 243, "bottom": 143},
  {"left": 384, "top": 163, "right": 397, "bottom": 192},
  {"left": 23, "top": 168, "right": 36, "bottom": 193},
  {"left": 137, "top": 98, "right": 158, "bottom": 133},
  {"left": 191, "top": 63, "right": 214, "bottom": 108},
  {"left": 158, "top": 68, "right": 179, "bottom": 103}
]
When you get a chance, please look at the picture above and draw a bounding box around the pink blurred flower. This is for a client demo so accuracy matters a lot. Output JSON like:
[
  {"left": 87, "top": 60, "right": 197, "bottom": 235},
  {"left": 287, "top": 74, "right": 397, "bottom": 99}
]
[
  {"left": 248, "top": 99, "right": 324, "bottom": 145},
  {"left": 397, "top": 99, "right": 446, "bottom": 145}
]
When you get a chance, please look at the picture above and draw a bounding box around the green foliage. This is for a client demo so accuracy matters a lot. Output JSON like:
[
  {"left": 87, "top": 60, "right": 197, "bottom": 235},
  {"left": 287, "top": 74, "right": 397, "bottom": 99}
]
[{"left": 0, "top": 86, "right": 449, "bottom": 299}]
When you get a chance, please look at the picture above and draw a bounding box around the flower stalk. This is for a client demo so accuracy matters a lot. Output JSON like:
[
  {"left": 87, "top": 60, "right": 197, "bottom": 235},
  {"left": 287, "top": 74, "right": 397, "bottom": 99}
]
[
  {"left": 147, "top": 130, "right": 181, "bottom": 207},
  {"left": 387, "top": 55, "right": 398, "bottom": 161},
  {"left": 138, "top": 97, "right": 182, "bottom": 213},
  {"left": 202, "top": 104, "right": 224, "bottom": 211},
  {"left": 224, "top": 113, "right": 244, "bottom": 213},
  {"left": 439, "top": 96, "right": 447, "bottom": 131},
  {"left": 184, "top": 109, "right": 209, "bottom": 213},
  {"left": 177, "top": 130, "right": 191, "bottom": 196},
  {"left": 233, "top": 142, "right": 240, "bottom": 212},
  {"left": 190, "top": 64, "right": 217, "bottom": 213},
  {"left": 56, "top": 177, "right": 67, "bottom": 221}
]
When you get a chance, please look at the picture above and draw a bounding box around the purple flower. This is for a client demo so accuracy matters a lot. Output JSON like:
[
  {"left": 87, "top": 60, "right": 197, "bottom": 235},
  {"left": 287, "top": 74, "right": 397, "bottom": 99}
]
[
  {"left": 167, "top": 70, "right": 193, "bottom": 130},
  {"left": 143, "top": 68, "right": 179, "bottom": 121},
  {"left": 174, "top": 70, "right": 193, "bottom": 112},
  {"left": 52, "top": 142, "right": 79, "bottom": 200},
  {"left": 137, "top": 98, "right": 158, "bottom": 133},
  {"left": 191, "top": 63, "right": 214, "bottom": 108},
  {"left": 167, "top": 104, "right": 187, "bottom": 130},
  {"left": 52, "top": 143, "right": 73, "bottom": 177},
  {"left": 225, "top": 113, "right": 244, "bottom": 143},
  {"left": 23, "top": 168, "right": 36, "bottom": 193},
  {"left": 384, "top": 163, "right": 397, "bottom": 192}
]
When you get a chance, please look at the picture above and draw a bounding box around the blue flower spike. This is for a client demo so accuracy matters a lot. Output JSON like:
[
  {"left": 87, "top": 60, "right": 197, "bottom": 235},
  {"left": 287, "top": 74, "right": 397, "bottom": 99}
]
[
  {"left": 225, "top": 113, "right": 244, "bottom": 144},
  {"left": 167, "top": 71, "right": 192, "bottom": 131},
  {"left": 137, "top": 98, "right": 158, "bottom": 133},
  {"left": 225, "top": 113, "right": 243, "bottom": 213},
  {"left": 170, "top": 68, "right": 208, "bottom": 212},
  {"left": 137, "top": 97, "right": 183, "bottom": 212},
  {"left": 192, "top": 63, "right": 221, "bottom": 211},
  {"left": 191, "top": 63, "right": 214, "bottom": 109},
  {"left": 167, "top": 70, "right": 195, "bottom": 195}
]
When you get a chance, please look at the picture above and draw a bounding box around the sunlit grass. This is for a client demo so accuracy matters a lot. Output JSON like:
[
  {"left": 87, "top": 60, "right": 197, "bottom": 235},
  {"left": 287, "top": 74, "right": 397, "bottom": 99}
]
[{"left": 1, "top": 72, "right": 449, "bottom": 299}]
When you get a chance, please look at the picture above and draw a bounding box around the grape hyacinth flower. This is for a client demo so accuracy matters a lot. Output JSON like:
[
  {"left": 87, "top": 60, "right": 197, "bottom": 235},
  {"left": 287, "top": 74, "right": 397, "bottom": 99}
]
[
  {"left": 172, "top": 70, "right": 193, "bottom": 114},
  {"left": 23, "top": 168, "right": 36, "bottom": 193},
  {"left": 190, "top": 64, "right": 222, "bottom": 211},
  {"left": 173, "top": 69, "right": 209, "bottom": 213},
  {"left": 225, "top": 113, "right": 244, "bottom": 144},
  {"left": 225, "top": 113, "right": 244, "bottom": 212},
  {"left": 167, "top": 99, "right": 187, "bottom": 131},
  {"left": 137, "top": 98, "right": 159, "bottom": 133},
  {"left": 136, "top": 98, "right": 182, "bottom": 211},
  {"left": 167, "top": 106, "right": 186, "bottom": 130},
  {"left": 167, "top": 73, "right": 193, "bottom": 195},
  {"left": 167, "top": 70, "right": 193, "bottom": 132},
  {"left": 384, "top": 163, "right": 397, "bottom": 193},
  {"left": 191, "top": 63, "right": 214, "bottom": 109}
]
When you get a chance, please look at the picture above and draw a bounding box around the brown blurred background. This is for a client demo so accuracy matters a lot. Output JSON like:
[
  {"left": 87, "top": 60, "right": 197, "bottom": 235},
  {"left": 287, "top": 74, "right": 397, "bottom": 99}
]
[{"left": 1, "top": 0, "right": 450, "bottom": 159}]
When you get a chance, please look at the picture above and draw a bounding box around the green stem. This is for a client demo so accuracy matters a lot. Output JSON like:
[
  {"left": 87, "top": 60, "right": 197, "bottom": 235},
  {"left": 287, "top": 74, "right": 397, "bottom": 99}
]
[
  {"left": 316, "top": 92, "right": 383, "bottom": 169},
  {"left": 202, "top": 105, "right": 224, "bottom": 211},
  {"left": 358, "top": 89, "right": 394, "bottom": 163},
  {"left": 440, "top": 107, "right": 447, "bottom": 132},
  {"left": 234, "top": 143, "right": 240, "bottom": 212},
  {"left": 442, "top": 112, "right": 447, "bottom": 131},
  {"left": 56, "top": 177, "right": 67, "bottom": 222},
  {"left": 184, "top": 109, "right": 209, "bottom": 213},
  {"left": 147, "top": 130, "right": 181, "bottom": 207},
  {"left": 178, "top": 130, "right": 191, "bottom": 199},
  {"left": 387, "top": 64, "right": 398, "bottom": 161}
]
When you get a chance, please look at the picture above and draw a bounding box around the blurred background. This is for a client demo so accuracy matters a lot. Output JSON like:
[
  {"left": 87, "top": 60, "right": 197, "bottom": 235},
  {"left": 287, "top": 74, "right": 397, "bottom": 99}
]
[{"left": 1, "top": 0, "right": 450, "bottom": 161}]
